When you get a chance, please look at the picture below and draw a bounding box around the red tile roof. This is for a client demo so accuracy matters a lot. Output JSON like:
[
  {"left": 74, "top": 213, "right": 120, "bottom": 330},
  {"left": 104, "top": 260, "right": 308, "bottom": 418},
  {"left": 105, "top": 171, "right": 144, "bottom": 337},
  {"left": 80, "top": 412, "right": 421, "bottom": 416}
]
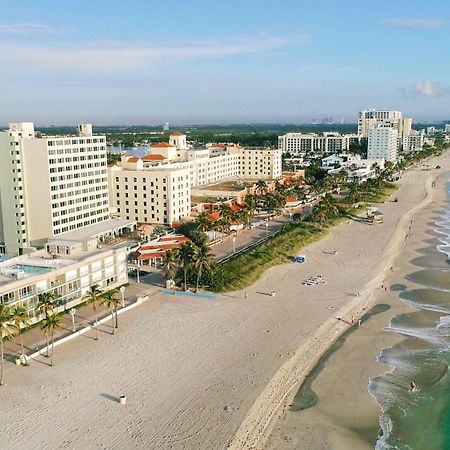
[
  {"left": 158, "top": 235, "right": 189, "bottom": 242},
  {"left": 170, "top": 131, "right": 185, "bottom": 136},
  {"left": 229, "top": 203, "right": 243, "bottom": 213},
  {"left": 138, "top": 252, "right": 165, "bottom": 260},
  {"left": 127, "top": 157, "right": 140, "bottom": 163},
  {"left": 208, "top": 211, "right": 221, "bottom": 221},
  {"left": 152, "top": 142, "right": 174, "bottom": 148},
  {"left": 285, "top": 196, "right": 298, "bottom": 203},
  {"left": 142, "top": 154, "right": 166, "bottom": 161}
]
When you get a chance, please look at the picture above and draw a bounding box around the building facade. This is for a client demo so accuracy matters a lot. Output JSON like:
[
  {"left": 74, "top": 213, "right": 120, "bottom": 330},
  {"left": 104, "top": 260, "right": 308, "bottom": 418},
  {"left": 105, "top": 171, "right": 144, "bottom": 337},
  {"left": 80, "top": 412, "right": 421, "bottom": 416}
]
[
  {"left": 278, "top": 132, "right": 350, "bottom": 155},
  {"left": 108, "top": 134, "right": 282, "bottom": 226},
  {"left": 108, "top": 156, "right": 191, "bottom": 225},
  {"left": 0, "top": 123, "right": 109, "bottom": 256},
  {"left": 368, "top": 126, "right": 398, "bottom": 162},
  {"left": 403, "top": 132, "right": 424, "bottom": 153},
  {"left": 358, "top": 109, "right": 412, "bottom": 144},
  {"left": 0, "top": 246, "right": 128, "bottom": 321}
]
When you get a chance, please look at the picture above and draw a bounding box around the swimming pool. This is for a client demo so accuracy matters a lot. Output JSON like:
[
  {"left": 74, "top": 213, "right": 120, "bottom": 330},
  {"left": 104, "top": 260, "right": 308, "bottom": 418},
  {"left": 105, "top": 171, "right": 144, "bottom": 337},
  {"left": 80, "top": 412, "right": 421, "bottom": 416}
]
[{"left": 12, "top": 264, "right": 53, "bottom": 275}]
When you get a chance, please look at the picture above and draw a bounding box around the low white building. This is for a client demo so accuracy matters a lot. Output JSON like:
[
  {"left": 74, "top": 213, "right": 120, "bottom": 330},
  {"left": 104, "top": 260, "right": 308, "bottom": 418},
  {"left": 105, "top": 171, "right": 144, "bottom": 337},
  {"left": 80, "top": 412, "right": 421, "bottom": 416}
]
[
  {"left": 327, "top": 156, "right": 385, "bottom": 183},
  {"left": 278, "top": 132, "right": 350, "bottom": 155},
  {"left": 403, "top": 132, "right": 424, "bottom": 153},
  {"left": 0, "top": 241, "right": 129, "bottom": 322}
]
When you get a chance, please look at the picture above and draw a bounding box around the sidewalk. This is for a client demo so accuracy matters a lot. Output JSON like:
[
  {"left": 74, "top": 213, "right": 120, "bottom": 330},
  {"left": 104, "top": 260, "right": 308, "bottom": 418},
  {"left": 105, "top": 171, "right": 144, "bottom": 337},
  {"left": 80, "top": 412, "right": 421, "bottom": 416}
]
[
  {"left": 3, "top": 281, "right": 155, "bottom": 363},
  {"left": 212, "top": 215, "right": 290, "bottom": 260}
]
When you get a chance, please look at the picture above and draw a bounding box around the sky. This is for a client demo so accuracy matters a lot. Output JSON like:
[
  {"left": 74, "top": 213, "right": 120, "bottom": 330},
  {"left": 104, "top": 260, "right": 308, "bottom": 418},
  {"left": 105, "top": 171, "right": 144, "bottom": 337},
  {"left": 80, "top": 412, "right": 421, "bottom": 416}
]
[{"left": 0, "top": 0, "right": 449, "bottom": 125}]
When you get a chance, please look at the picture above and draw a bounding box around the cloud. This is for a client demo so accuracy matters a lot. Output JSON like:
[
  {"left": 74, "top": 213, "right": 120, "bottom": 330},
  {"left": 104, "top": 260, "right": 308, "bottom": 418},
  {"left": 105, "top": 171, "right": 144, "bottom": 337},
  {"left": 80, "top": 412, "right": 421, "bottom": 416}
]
[
  {"left": 0, "top": 23, "right": 60, "bottom": 34},
  {"left": 0, "top": 35, "right": 309, "bottom": 73},
  {"left": 381, "top": 18, "right": 447, "bottom": 29},
  {"left": 401, "top": 81, "right": 448, "bottom": 99}
]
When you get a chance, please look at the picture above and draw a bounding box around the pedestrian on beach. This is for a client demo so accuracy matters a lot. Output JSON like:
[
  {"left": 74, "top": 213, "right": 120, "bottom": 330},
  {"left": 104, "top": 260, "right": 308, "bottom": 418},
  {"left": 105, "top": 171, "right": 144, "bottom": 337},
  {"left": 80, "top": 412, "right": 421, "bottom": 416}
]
[
  {"left": 351, "top": 315, "right": 355, "bottom": 325},
  {"left": 358, "top": 319, "right": 362, "bottom": 327},
  {"left": 244, "top": 291, "right": 248, "bottom": 299}
]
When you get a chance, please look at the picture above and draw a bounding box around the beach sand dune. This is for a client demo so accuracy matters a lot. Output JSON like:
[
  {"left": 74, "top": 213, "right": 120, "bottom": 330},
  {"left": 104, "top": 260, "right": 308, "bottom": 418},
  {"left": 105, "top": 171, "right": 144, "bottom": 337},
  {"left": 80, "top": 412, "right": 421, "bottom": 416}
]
[{"left": 2, "top": 155, "right": 448, "bottom": 450}]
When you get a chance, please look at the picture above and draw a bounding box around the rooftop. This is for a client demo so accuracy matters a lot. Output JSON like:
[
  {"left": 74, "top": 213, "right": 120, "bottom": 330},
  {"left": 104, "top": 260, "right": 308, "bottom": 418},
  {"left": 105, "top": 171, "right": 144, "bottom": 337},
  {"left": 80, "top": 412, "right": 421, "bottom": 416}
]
[
  {"left": 152, "top": 142, "right": 175, "bottom": 148},
  {"left": 51, "top": 218, "right": 136, "bottom": 243},
  {"left": 0, "top": 254, "right": 75, "bottom": 287}
]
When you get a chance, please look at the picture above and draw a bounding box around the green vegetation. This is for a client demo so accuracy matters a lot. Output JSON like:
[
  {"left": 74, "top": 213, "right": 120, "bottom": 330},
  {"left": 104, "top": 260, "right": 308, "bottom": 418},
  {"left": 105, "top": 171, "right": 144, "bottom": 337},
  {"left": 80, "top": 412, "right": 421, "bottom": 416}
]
[{"left": 205, "top": 142, "right": 446, "bottom": 292}]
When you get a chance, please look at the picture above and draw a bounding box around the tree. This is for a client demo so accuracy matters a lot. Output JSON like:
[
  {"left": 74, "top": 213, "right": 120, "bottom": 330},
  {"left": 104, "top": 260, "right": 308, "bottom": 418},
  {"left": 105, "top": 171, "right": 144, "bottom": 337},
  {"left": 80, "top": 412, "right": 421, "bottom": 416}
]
[
  {"left": 36, "top": 291, "right": 56, "bottom": 356},
  {"left": 218, "top": 203, "right": 233, "bottom": 225},
  {"left": 85, "top": 284, "right": 102, "bottom": 340},
  {"left": 37, "top": 291, "right": 56, "bottom": 319},
  {"left": 348, "top": 182, "right": 361, "bottom": 204},
  {"left": 162, "top": 248, "right": 180, "bottom": 290},
  {"left": 193, "top": 243, "right": 214, "bottom": 292},
  {"left": 196, "top": 211, "right": 211, "bottom": 232},
  {"left": 0, "top": 305, "right": 18, "bottom": 386},
  {"left": 179, "top": 242, "right": 195, "bottom": 291},
  {"left": 12, "top": 306, "right": 31, "bottom": 364},
  {"left": 256, "top": 180, "right": 268, "bottom": 196},
  {"left": 41, "top": 313, "right": 64, "bottom": 366},
  {"left": 101, "top": 289, "right": 121, "bottom": 333}
]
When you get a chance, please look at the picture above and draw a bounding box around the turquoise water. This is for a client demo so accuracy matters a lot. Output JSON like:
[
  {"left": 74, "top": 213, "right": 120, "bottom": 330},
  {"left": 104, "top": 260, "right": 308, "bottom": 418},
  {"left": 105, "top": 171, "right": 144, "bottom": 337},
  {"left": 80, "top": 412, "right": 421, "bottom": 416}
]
[
  {"left": 369, "top": 183, "right": 450, "bottom": 450},
  {"left": 12, "top": 264, "right": 52, "bottom": 275}
]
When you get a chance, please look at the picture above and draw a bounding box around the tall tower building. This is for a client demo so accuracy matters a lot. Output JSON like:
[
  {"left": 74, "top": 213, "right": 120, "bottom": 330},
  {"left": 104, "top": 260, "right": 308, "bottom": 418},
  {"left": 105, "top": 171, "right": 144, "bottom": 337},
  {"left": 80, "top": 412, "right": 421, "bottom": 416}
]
[
  {"left": 358, "top": 109, "right": 412, "bottom": 142},
  {"left": 0, "top": 123, "right": 109, "bottom": 256},
  {"left": 367, "top": 126, "right": 398, "bottom": 162}
]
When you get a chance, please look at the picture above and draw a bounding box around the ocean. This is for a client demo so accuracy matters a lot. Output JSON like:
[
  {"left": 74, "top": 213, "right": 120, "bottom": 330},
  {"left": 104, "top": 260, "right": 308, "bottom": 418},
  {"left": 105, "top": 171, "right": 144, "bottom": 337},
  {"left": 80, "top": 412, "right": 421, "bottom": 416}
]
[{"left": 369, "top": 182, "right": 450, "bottom": 450}]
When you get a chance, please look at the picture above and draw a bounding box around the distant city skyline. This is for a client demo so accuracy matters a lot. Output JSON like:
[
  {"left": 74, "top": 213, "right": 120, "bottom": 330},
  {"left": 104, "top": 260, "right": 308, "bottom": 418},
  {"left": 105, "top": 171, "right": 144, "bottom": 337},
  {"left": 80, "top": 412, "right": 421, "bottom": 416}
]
[{"left": 0, "top": 0, "right": 449, "bottom": 125}]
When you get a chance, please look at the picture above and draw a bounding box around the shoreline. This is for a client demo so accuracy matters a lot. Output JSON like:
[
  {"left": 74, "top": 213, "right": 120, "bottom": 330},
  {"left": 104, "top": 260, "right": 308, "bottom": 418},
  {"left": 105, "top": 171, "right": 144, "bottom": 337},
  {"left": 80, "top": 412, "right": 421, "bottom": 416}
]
[
  {"left": 2, "top": 154, "right": 449, "bottom": 450},
  {"left": 230, "top": 158, "right": 444, "bottom": 450}
]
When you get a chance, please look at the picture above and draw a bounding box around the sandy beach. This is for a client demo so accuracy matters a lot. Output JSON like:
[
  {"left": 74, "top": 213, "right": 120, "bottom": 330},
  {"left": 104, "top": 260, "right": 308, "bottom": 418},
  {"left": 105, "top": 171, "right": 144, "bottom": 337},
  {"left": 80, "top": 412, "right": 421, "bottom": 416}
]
[
  {"left": 265, "top": 162, "right": 450, "bottom": 450},
  {"left": 2, "top": 153, "right": 449, "bottom": 450}
]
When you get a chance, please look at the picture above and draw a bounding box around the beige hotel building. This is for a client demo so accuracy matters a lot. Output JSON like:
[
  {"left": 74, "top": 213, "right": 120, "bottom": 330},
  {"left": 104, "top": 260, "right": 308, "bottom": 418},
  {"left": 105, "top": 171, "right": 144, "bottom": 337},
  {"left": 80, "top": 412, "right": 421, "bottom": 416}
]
[{"left": 108, "top": 132, "right": 282, "bottom": 226}]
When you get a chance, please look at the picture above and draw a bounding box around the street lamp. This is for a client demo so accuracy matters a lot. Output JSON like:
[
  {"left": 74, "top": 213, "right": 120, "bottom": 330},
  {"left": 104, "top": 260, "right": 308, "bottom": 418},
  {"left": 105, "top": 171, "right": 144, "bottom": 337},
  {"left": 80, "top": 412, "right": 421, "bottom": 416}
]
[
  {"left": 136, "top": 260, "right": 140, "bottom": 283},
  {"left": 232, "top": 235, "right": 236, "bottom": 253},
  {"left": 120, "top": 286, "right": 126, "bottom": 308},
  {"left": 69, "top": 308, "right": 76, "bottom": 332}
]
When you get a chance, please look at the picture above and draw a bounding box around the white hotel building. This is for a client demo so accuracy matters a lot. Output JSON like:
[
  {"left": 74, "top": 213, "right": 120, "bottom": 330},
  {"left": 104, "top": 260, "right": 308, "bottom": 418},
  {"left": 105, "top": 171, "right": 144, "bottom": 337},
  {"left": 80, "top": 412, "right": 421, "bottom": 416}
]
[
  {"left": 367, "top": 126, "right": 398, "bottom": 162},
  {"left": 0, "top": 123, "right": 110, "bottom": 256},
  {"left": 278, "top": 132, "right": 352, "bottom": 155},
  {"left": 108, "top": 132, "right": 282, "bottom": 226},
  {"left": 358, "top": 109, "right": 412, "bottom": 144}
]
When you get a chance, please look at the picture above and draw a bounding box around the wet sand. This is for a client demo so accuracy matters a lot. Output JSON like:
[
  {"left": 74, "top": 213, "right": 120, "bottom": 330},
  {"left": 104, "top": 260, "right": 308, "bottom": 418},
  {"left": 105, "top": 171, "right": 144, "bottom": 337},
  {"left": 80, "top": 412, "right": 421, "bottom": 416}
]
[{"left": 265, "top": 164, "right": 450, "bottom": 450}]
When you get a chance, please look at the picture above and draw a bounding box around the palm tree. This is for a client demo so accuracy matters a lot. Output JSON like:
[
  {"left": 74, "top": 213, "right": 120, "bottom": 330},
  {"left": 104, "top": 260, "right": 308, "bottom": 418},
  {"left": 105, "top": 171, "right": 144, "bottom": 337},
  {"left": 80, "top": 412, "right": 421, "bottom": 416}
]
[
  {"left": 101, "top": 289, "right": 121, "bottom": 334},
  {"left": 193, "top": 243, "right": 214, "bottom": 292},
  {"left": 36, "top": 291, "right": 56, "bottom": 356},
  {"left": 196, "top": 211, "right": 211, "bottom": 232},
  {"left": 348, "top": 182, "right": 361, "bottom": 204},
  {"left": 218, "top": 203, "right": 233, "bottom": 225},
  {"left": 179, "top": 242, "right": 195, "bottom": 291},
  {"left": 11, "top": 306, "right": 31, "bottom": 364},
  {"left": 162, "top": 248, "right": 179, "bottom": 291},
  {"left": 41, "top": 313, "right": 64, "bottom": 366},
  {"left": 0, "top": 305, "right": 18, "bottom": 386},
  {"left": 85, "top": 284, "right": 102, "bottom": 340},
  {"left": 37, "top": 291, "right": 56, "bottom": 319},
  {"left": 256, "top": 179, "right": 268, "bottom": 196}
]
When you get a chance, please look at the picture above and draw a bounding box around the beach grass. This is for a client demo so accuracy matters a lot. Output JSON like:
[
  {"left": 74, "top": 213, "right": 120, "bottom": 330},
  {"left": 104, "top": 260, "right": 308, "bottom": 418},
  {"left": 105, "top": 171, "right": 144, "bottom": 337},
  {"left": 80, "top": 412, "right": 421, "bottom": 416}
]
[
  {"left": 210, "top": 183, "right": 399, "bottom": 293},
  {"left": 211, "top": 221, "right": 336, "bottom": 292}
]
